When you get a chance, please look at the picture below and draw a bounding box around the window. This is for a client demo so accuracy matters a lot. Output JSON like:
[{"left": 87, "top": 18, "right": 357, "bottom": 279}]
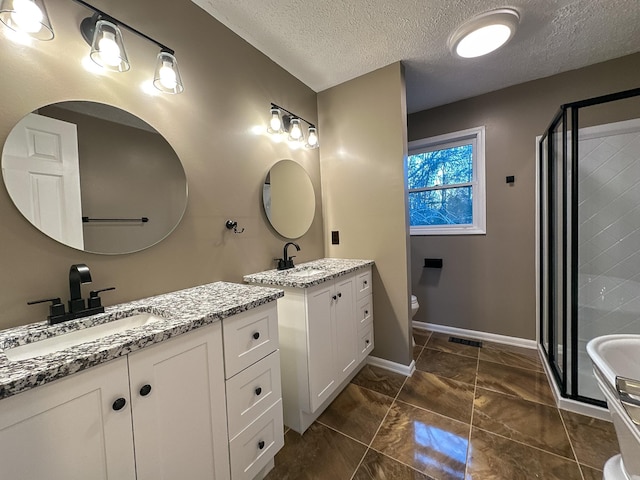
[{"left": 407, "top": 126, "right": 486, "bottom": 235}]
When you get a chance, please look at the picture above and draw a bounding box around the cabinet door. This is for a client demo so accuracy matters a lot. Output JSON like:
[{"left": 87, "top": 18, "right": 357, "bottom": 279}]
[
  {"left": 334, "top": 275, "right": 358, "bottom": 382},
  {"left": 0, "top": 357, "right": 136, "bottom": 480},
  {"left": 306, "top": 283, "right": 336, "bottom": 412},
  {"left": 128, "top": 322, "right": 230, "bottom": 480}
]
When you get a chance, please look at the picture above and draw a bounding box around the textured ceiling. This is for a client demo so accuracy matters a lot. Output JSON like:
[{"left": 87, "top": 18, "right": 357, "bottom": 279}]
[{"left": 191, "top": 0, "right": 640, "bottom": 113}]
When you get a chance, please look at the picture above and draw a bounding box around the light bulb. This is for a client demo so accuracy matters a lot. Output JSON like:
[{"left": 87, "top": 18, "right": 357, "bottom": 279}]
[
  {"left": 289, "top": 119, "right": 302, "bottom": 140},
  {"left": 158, "top": 60, "right": 177, "bottom": 89},
  {"left": 98, "top": 31, "right": 122, "bottom": 67},
  {"left": 269, "top": 109, "right": 282, "bottom": 132},
  {"left": 306, "top": 127, "right": 318, "bottom": 148},
  {"left": 10, "top": 0, "right": 43, "bottom": 33}
]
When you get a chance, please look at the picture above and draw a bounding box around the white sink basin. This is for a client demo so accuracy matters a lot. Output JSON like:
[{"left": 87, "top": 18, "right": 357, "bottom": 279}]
[
  {"left": 4, "top": 313, "right": 165, "bottom": 362},
  {"left": 286, "top": 269, "right": 326, "bottom": 279}
]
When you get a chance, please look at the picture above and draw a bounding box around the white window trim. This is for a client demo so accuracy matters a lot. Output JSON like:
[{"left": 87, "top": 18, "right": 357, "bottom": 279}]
[{"left": 407, "top": 125, "right": 486, "bottom": 235}]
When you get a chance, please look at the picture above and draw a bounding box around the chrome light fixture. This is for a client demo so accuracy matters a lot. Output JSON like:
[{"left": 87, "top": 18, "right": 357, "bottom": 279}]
[
  {"left": 0, "top": 0, "right": 54, "bottom": 40},
  {"left": 267, "top": 103, "right": 319, "bottom": 149},
  {"left": 449, "top": 8, "right": 519, "bottom": 59},
  {"left": 153, "top": 50, "right": 183, "bottom": 94}
]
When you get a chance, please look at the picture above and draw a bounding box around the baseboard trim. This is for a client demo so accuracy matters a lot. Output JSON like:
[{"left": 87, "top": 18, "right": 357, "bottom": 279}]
[
  {"left": 367, "top": 356, "right": 415, "bottom": 377},
  {"left": 413, "top": 321, "right": 537, "bottom": 350}
]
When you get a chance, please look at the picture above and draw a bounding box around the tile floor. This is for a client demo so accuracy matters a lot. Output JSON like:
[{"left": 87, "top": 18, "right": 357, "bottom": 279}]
[{"left": 266, "top": 329, "right": 620, "bottom": 480}]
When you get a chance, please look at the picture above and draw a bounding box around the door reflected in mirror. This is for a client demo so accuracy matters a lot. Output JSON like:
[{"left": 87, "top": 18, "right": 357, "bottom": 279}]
[
  {"left": 263, "top": 160, "right": 315, "bottom": 239},
  {"left": 1, "top": 101, "right": 188, "bottom": 254}
]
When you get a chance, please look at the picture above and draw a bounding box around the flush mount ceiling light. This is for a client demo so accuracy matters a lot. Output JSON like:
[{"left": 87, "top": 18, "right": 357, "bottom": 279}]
[
  {"left": 449, "top": 8, "right": 520, "bottom": 59},
  {"left": 267, "top": 103, "right": 319, "bottom": 149},
  {"left": 0, "top": 0, "right": 54, "bottom": 40}
]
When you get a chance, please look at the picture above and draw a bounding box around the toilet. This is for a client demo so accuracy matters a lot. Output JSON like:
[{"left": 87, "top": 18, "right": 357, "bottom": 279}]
[{"left": 411, "top": 295, "right": 420, "bottom": 346}]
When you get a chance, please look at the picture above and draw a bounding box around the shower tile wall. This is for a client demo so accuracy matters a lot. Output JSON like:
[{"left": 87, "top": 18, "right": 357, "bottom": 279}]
[{"left": 578, "top": 122, "right": 640, "bottom": 397}]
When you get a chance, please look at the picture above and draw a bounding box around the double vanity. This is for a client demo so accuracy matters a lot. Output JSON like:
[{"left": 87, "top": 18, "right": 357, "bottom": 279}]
[{"left": 0, "top": 258, "right": 374, "bottom": 480}]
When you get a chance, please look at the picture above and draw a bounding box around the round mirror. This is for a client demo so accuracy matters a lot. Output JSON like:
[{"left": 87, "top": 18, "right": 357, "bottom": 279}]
[
  {"left": 1, "top": 101, "right": 188, "bottom": 254},
  {"left": 263, "top": 160, "right": 315, "bottom": 239}
]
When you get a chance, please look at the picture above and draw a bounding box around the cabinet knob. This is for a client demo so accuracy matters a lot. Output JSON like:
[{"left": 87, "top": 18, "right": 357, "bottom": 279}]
[
  {"left": 365, "top": 310, "right": 369, "bottom": 315},
  {"left": 364, "top": 280, "right": 368, "bottom": 285},
  {"left": 258, "top": 440, "right": 265, "bottom": 450},
  {"left": 332, "top": 295, "right": 337, "bottom": 301},
  {"left": 252, "top": 331, "right": 260, "bottom": 340},
  {"left": 255, "top": 387, "right": 262, "bottom": 396},
  {"left": 112, "top": 397, "right": 127, "bottom": 411},
  {"left": 140, "top": 384, "right": 152, "bottom": 396},
  {"left": 337, "top": 292, "right": 342, "bottom": 298},
  {"left": 365, "top": 340, "right": 370, "bottom": 345}
]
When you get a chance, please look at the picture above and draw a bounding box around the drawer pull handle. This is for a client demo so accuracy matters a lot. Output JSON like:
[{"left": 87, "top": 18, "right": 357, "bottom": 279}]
[
  {"left": 252, "top": 332, "right": 260, "bottom": 340},
  {"left": 255, "top": 387, "right": 262, "bottom": 396},
  {"left": 365, "top": 310, "right": 369, "bottom": 315},
  {"left": 332, "top": 295, "right": 337, "bottom": 301},
  {"left": 365, "top": 340, "right": 370, "bottom": 345},
  {"left": 258, "top": 440, "right": 265, "bottom": 450},
  {"left": 364, "top": 280, "right": 368, "bottom": 285},
  {"left": 112, "top": 397, "right": 127, "bottom": 411},
  {"left": 140, "top": 384, "right": 152, "bottom": 396},
  {"left": 337, "top": 292, "right": 342, "bottom": 298}
]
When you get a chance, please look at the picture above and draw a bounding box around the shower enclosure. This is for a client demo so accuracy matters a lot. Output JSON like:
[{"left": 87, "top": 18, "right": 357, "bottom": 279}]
[{"left": 539, "top": 87, "right": 640, "bottom": 407}]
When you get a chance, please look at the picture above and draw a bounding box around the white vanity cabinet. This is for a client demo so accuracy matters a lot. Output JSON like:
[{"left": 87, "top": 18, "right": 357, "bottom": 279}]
[
  {"left": 0, "top": 322, "right": 229, "bottom": 480},
  {"left": 0, "top": 357, "right": 137, "bottom": 480},
  {"left": 278, "top": 266, "right": 374, "bottom": 433},
  {"left": 0, "top": 301, "right": 284, "bottom": 480}
]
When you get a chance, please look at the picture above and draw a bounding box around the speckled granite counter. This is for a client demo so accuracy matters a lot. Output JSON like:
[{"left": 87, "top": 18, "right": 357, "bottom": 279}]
[
  {"left": 243, "top": 258, "right": 374, "bottom": 288},
  {"left": 0, "top": 282, "right": 283, "bottom": 400}
]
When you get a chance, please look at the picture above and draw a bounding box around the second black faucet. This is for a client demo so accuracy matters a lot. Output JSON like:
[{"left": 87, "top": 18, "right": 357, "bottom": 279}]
[{"left": 277, "top": 242, "right": 300, "bottom": 270}]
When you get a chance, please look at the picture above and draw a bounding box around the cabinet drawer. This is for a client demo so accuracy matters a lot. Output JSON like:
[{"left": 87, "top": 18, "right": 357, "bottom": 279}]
[
  {"left": 223, "top": 304, "right": 278, "bottom": 378},
  {"left": 229, "top": 399, "right": 284, "bottom": 480},
  {"left": 356, "top": 296, "right": 373, "bottom": 330},
  {"left": 356, "top": 269, "right": 372, "bottom": 300},
  {"left": 358, "top": 324, "right": 374, "bottom": 361},
  {"left": 226, "top": 350, "right": 282, "bottom": 439}
]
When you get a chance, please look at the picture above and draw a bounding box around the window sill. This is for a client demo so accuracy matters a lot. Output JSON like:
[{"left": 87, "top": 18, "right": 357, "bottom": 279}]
[{"left": 410, "top": 226, "right": 486, "bottom": 236}]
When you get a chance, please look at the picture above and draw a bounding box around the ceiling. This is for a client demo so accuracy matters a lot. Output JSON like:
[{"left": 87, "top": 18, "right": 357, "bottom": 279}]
[{"left": 191, "top": 0, "right": 640, "bottom": 114}]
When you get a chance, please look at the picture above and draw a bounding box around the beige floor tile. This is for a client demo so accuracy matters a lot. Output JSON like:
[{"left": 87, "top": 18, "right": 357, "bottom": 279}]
[
  {"left": 353, "top": 449, "right": 435, "bottom": 480},
  {"left": 318, "top": 383, "right": 392, "bottom": 444},
  {"left": 561, "top": 409, "right": 620, "bottom": 470},
  {"left": 476, "top": 360, "right": 555, "bottom": 405},
  {"left": 416, "top": 348, "right": 478, "bottom": 385},
  {"left": 425, "top": 332, "right": 480, "bottom": 358},
  {"left": 371, "top": 401, "right": 470, "bottom": 480},
  {"left": 466, "top": 427, "right": 583, "bottom": 479},
  {"left": 266, "top": 422, "right": 366, "bottom": 480},
  {"left": 398, "top": 370, "right": 474, "bottom": 423},
  {"left": 473, "top": 387, "right": 573, "bottom": 458},
  {"left": 351, "top": 364, "right": 407, "bottom": 399}
]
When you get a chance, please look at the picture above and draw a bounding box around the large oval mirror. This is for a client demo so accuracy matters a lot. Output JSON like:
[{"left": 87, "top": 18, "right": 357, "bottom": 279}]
[
  {"left": 1, "top": 101, "right": 188, "bottom": 254},
  {"left": 263, "top": 160, "right": 315, "bottom": 239}
]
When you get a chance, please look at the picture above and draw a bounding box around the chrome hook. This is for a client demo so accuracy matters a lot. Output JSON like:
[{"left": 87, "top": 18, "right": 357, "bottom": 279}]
[{"left": 225, "top": 220, "right": 245, "bottom": 234}]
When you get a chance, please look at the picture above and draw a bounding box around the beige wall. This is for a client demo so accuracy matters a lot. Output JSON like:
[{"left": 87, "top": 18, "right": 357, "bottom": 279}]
[
  {"left": 408, "top": 53, "right": 640, "bottom": 340},
  {"left": 318, "top": 63, "right": 412, "bottom": 366},
  {"left": 0, "top": 0, "right": 324, "bottom": 329}
]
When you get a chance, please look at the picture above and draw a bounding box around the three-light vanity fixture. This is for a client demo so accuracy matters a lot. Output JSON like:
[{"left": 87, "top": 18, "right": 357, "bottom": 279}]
[
  {"left": 0, "top": 0, "right": 184, "bottom": 94},
  {"left": 268, "top": 103, "right": 319, "bottom": 149}
]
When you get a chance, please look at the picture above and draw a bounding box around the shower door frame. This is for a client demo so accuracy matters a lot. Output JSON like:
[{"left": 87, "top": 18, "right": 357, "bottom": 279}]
[{"left": 538, "top": 87, "right": 640, "bottom": 407}]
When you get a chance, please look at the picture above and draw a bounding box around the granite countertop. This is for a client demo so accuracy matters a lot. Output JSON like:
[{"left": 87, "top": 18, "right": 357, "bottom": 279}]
[
  {"left": 0, "top": 282, "right": 283, "bottom": 400},
  {"left": 244, "top": 258, "right": 374, "bottom": 288}
]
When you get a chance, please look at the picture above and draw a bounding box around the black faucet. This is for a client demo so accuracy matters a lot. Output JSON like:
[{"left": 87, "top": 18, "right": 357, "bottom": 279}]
[
  {"left": 28, "top": 264, "right": 115, "bottom": 324},
  {"left": 68, "top": 264, "right": 92, "bottom": 313},
  {"left": 277, "top": 242, "right": 300, "bottom": 270}
]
